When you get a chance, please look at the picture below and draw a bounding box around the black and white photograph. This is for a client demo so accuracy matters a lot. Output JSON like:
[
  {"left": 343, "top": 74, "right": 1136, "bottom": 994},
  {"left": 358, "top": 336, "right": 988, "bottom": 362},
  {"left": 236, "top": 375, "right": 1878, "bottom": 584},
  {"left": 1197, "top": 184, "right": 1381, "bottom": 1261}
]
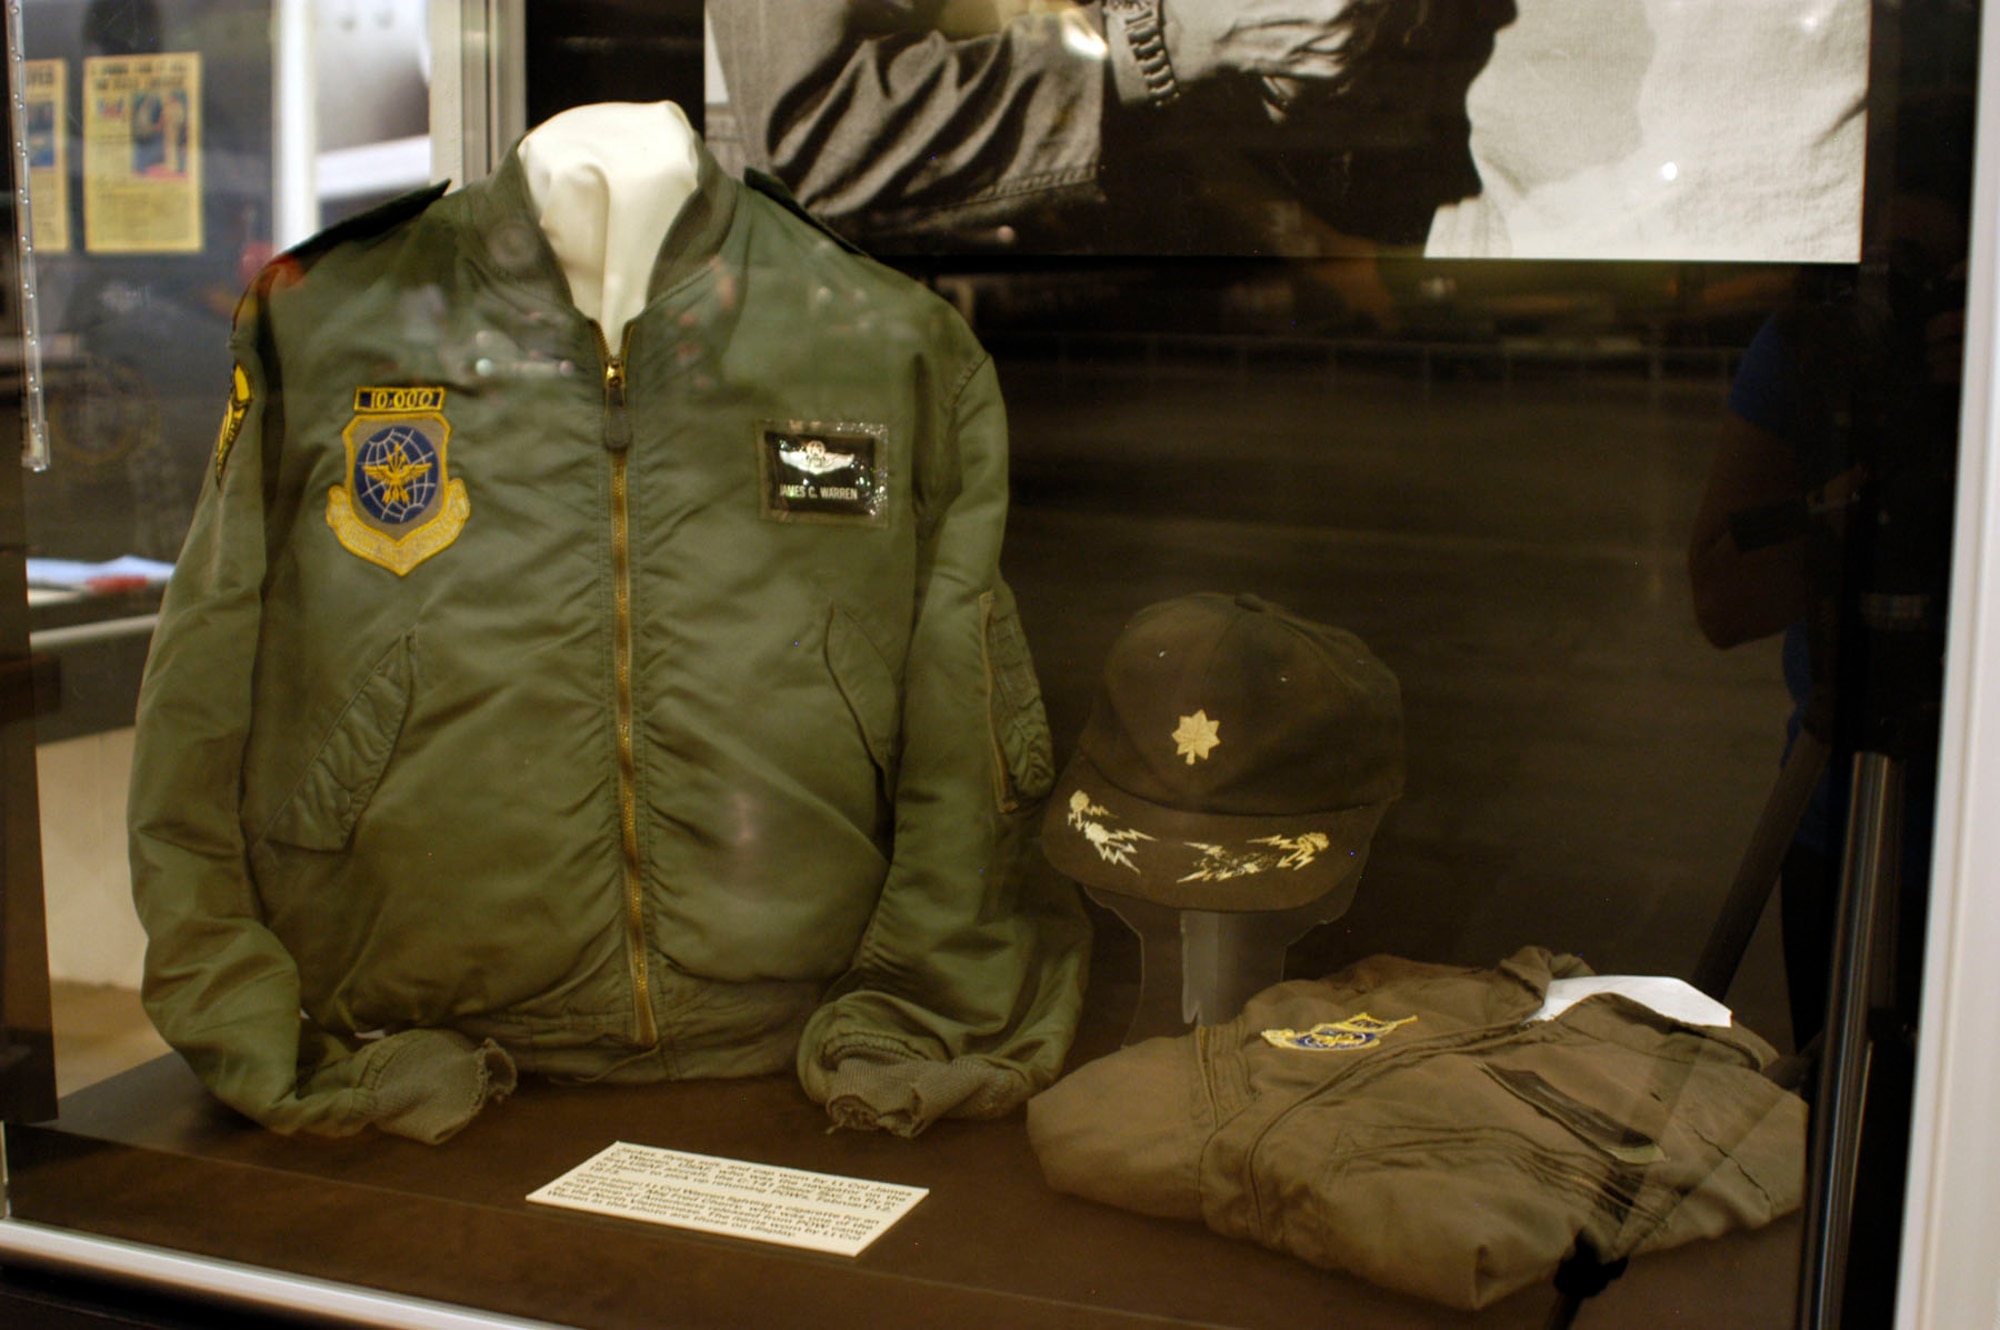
[{"left": 705, "top": 0, "right": 1868, "bottom": 260}]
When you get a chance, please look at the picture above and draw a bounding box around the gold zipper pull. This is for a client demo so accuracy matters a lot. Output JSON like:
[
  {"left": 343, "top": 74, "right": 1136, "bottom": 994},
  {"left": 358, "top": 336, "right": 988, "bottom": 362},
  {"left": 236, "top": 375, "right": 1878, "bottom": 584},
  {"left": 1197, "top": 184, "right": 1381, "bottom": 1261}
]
[{"left": 603, "top": 358, "right": 631, "bottom": 452}]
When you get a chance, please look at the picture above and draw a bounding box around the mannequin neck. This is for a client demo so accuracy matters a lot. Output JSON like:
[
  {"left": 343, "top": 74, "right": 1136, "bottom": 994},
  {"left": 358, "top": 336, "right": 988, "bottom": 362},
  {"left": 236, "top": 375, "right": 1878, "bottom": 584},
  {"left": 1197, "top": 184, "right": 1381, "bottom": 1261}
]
[{"left": 518, "top": 102, "right": 701, "bottom": 339}]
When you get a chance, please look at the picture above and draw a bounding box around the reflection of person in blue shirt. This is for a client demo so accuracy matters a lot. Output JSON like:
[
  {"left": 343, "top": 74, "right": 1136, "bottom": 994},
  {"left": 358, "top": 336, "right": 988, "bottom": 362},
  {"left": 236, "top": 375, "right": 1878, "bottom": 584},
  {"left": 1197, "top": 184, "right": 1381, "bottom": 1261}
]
[
  {"left": 1689, "top": 302, "right": 1864, "bottom": 1047},
  {"left": 1687, "top": 113, "right": 1969, "bottom": 1049}
]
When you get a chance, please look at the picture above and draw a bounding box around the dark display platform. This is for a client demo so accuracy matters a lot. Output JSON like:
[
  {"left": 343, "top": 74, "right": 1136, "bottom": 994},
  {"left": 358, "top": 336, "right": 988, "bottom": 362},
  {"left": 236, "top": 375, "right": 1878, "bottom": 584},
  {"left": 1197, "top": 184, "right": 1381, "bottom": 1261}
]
[{"left": 5, "top": 1034, "right": 1802, "bottom": 1330}]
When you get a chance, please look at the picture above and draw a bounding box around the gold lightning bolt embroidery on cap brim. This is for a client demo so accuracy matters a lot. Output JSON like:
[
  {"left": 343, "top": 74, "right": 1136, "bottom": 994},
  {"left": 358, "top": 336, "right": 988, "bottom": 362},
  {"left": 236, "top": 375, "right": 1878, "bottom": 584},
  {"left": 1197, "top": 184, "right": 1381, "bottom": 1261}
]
[{"left": 1067, "top": 789, "right": 1154, "bottom": 872}]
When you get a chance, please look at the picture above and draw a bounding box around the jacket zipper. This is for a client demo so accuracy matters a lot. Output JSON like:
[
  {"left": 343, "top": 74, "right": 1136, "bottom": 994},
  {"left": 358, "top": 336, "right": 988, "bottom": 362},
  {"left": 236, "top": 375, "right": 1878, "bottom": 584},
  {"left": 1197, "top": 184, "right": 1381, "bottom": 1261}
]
[{"left": 598, "top": 321, "right": 656, "bottom": 1047}]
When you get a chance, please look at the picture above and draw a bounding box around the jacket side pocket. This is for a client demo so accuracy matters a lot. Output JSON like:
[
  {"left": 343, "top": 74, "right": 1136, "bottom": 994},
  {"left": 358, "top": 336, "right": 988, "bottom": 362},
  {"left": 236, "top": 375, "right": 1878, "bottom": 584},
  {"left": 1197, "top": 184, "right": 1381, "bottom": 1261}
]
[
  {"left": 982, "top": 583, "right": 1055, "bottom": 812},
  {"left": 256, "top": 635, "right": 414, "bottom": 851},
  {"left": 826, "top": 602, "right": 902, "bottom": 795}
]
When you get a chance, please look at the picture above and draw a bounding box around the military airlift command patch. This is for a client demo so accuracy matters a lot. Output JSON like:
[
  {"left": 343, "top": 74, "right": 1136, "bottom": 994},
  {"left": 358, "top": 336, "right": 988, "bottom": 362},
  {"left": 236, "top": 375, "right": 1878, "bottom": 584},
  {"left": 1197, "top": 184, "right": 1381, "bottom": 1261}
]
[
  {"left": 757, "top": 420, "right": 889, "bottom": 526},
  {"left": 327, "top": 386, "right": 469, "bottom": 575},
  {"left": 1261, "top": 1014, "right": 1418, "bottom": 1052}
]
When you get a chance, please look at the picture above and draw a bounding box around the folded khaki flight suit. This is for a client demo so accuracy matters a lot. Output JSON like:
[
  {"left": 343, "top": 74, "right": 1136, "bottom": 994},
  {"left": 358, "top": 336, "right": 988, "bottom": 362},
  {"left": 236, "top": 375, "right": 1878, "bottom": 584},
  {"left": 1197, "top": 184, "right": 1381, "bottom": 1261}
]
[
  {"left": 1027, "top": 948, "right": 1804, "bottom": 1310},
  {"left": 128, "top": 136, "right": 1088, "bottom": 1143}
]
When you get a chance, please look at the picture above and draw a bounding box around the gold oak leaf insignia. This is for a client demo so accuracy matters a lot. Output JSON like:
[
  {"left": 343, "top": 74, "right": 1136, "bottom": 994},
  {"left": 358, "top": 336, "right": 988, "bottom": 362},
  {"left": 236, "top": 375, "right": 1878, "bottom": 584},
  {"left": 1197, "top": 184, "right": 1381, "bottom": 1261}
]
[{"left": 1173, "top": 710, "right": 1221, "bottom": 764}]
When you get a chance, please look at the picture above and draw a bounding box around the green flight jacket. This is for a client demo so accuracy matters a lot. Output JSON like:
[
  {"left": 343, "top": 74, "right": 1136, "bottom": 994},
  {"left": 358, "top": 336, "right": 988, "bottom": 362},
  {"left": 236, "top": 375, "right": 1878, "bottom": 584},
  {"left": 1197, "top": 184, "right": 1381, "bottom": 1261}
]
[{"left": 128, "top": 138, "right": 1089, "bottom": 1143}]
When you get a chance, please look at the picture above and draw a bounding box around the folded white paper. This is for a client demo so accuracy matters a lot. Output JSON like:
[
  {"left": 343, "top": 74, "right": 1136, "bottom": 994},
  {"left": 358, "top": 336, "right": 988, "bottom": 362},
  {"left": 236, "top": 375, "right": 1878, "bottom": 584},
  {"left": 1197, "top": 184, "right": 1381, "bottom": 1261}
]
[{"left": 1529, "top": 975, "right": 1734, "bottom": 1029}]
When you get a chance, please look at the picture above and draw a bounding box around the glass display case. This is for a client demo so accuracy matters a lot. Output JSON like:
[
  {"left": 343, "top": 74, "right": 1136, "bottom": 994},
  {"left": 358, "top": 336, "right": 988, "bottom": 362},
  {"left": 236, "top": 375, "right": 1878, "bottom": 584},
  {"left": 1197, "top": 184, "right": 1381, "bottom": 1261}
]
[{"left": 1, "top": 0, "right": 1997, "bottom": 1325}]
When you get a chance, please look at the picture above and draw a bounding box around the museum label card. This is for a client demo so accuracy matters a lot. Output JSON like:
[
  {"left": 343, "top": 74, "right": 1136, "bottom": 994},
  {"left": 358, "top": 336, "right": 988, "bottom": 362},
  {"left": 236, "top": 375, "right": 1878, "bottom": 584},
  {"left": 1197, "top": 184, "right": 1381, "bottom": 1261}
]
[{"left": 527, "top": 1142, "right": 927, "bottom": 1257}]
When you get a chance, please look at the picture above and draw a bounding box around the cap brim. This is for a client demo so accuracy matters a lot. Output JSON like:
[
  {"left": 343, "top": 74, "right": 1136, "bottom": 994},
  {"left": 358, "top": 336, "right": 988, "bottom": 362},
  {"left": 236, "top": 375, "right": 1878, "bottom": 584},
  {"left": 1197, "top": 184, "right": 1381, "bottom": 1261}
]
[{"left": 1042, "top": 751, "right": 1391, "bottom": 911}]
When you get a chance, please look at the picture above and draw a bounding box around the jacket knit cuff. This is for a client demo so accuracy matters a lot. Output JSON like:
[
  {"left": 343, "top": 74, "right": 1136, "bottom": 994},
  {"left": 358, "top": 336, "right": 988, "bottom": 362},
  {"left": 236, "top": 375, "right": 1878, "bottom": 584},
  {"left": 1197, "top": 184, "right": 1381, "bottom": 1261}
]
[
  {"left": 344, "top": 1028, "right": 518, "bottom": 1144},
  {"left": 822, "top": 1049, "right": 1025, "bottom": 1138}
]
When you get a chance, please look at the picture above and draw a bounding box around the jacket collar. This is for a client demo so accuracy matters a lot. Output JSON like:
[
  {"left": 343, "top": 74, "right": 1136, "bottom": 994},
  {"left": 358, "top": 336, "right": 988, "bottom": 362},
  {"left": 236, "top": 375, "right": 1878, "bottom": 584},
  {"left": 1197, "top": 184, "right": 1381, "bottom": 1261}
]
[{"left": 460, "top": 130, "right": 741, "bottom": 317}]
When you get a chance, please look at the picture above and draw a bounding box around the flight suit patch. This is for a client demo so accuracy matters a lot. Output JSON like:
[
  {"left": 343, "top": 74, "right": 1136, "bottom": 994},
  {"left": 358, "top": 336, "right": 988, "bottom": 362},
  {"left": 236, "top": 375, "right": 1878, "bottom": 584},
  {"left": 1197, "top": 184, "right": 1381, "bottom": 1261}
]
[
  {"left": 1261, "top": 1014, "right": 1418, "bottom": 1052},
  {"left": 327, "top": 386, "right": 470, "bottom": 576},
  {"left": 757, "top": 420, "right": 889, "bottom": 526}
]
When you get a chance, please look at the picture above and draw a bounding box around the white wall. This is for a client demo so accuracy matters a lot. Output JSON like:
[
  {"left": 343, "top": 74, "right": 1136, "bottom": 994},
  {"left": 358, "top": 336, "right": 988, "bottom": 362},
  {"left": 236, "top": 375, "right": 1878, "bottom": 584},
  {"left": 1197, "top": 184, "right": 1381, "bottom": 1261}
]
[{"left": 37, "top": 728, "right": 146, "bottom": 988}]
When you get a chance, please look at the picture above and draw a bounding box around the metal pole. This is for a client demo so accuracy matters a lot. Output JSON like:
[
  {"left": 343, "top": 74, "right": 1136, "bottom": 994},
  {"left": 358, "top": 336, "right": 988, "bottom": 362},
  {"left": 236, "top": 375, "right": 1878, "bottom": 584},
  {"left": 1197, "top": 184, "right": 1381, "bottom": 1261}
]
[
  {"left": 271, "top": 0, "right": 316, "bottom": 250},
  {"left": 1691, "top": 730, "right": 1831, "bottom": 1000},
  {"left": 1799, "top": 750, "right": 1904, "bottom": 1329},
  {"left": 5, "top": 0, "right": 49, "bottom": 472}
]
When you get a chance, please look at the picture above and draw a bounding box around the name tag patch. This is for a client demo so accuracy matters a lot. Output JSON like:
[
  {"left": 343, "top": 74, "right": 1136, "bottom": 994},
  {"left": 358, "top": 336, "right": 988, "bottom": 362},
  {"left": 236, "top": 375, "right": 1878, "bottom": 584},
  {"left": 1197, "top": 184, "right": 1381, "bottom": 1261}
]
[{"left": 757, "top": 420, "right": 889, "bottom": 526}]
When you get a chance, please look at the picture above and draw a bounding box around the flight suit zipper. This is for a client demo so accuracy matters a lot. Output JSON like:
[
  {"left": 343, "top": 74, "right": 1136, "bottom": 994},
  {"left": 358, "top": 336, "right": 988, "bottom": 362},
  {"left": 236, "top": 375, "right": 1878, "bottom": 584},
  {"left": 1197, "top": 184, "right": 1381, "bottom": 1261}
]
[{"left": 598, "top": 321, "right": 656, "bottom": 1047}]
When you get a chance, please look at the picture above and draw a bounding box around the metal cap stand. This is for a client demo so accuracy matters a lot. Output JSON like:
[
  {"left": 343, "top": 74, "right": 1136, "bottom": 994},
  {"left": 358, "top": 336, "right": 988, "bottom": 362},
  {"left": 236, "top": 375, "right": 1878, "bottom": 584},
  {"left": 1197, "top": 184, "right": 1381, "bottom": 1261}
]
[{"left": 1083, "top": 883, "right": 1355, "bottom": 1045}]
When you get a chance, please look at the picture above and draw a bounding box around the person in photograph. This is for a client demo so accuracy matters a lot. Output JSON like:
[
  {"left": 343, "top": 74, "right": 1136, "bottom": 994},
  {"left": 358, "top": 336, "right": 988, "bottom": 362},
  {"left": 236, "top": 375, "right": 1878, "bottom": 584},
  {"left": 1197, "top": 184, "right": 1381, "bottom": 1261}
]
[
  {"left": 27, "top": 99, "right": 58, "bottom": 169},
  {"left": 130, "top": 89, "right": 167, "bottom": 173},
  {"left": 708, "top": 0, "right": 1514, "bottom": 253}
]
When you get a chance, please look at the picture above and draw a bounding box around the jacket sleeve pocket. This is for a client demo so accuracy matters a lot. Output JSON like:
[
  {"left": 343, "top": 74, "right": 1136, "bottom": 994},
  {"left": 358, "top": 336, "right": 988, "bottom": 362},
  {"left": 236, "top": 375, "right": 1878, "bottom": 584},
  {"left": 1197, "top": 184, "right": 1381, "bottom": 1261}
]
[
  {"left": 826, "top": 602, "right": 902, "bottom": 793},
  {"left": 256, "top": 635, "right": 413, "bottom": 851},
  {"left": 982, "top": 582, "right": 1055, "bottom": 812}
]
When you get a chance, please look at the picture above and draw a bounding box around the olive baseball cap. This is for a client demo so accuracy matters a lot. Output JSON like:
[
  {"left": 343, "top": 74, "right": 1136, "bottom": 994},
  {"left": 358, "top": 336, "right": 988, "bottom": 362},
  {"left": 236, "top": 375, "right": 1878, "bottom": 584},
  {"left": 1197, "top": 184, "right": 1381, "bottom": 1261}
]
[{"left": 1044, "top": 593, "right": 1404, "bottom": 911}]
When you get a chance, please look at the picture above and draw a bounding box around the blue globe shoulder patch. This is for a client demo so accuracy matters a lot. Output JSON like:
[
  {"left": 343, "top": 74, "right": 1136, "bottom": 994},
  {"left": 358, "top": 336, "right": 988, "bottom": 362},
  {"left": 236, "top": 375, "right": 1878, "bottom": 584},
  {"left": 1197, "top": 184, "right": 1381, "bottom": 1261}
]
[
  {"left": 354, "top": 423, "right": 442, "bottom": 526},
  {"left": 327, "top": 386, "right": 469, "bottom": 575}
]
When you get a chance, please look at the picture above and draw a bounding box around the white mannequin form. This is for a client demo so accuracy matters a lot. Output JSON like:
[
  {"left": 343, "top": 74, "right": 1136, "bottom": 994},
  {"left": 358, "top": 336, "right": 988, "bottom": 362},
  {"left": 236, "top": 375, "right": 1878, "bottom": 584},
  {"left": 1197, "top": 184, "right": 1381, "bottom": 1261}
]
[{"left": 517, "top": 101, "right": 701, "bottom": 339}]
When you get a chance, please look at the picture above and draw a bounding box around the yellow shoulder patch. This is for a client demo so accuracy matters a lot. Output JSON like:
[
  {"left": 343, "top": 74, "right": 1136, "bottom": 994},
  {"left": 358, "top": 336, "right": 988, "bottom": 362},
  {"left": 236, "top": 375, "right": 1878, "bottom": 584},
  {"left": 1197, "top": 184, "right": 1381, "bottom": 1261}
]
[{"left": 214, "top": 363, "right": 252, "bottom": 481}]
